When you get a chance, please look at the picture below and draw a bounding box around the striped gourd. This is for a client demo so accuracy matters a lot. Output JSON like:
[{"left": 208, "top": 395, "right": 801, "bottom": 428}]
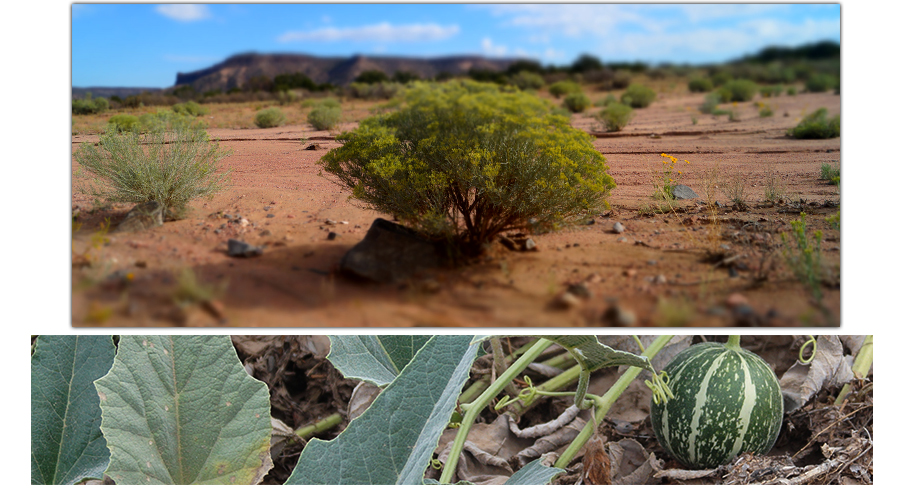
[{"left": 650, "top": 339, "right": 783, "bottom": 469}]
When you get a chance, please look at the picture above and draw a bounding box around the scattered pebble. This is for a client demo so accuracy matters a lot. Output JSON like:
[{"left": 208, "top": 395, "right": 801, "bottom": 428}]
[
  {"left": 617, "top": 237, "right": 628, "bottom": 243},
  {"left": 552, "top": 291, "right": 582, "bottom": 310},
  {"left": 325, "top": 219, "right": 337, "bottom": 225},
  {"left": 523, "top": 238, "right": 537, "bottom": 251},
  {"left": 624, "top": 269, "right": 637, "bottom": 277},
  {"left": 726, "top": 293, "right": 749, "bottom": 308},
  {"left": 567, "top": 282, "right": 592, "bottom": 299},
  {"left": 613, "top": 222, "right": 625, "bottom": 234},
  {"left": 327, "top": 231, "right": 339, "bottom": 240},
  {"left": 227, "top": 239, "right": 262, "bottom": 258},
  {"left": 266, "top": 214, "right": 275, "bottom": 218},
  {"left": 602, "top": 304, "right": 637, "bottom": 327}
]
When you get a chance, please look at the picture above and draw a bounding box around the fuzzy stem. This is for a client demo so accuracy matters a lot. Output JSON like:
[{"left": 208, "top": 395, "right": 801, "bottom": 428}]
[
  {"left": 439, "top": 338, "right": 555, "bottom": 484},
  {"left": 553, "top": 335, "right": 674, "bottom": 470}
]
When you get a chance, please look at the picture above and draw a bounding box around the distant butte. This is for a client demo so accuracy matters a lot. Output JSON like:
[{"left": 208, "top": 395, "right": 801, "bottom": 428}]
[{"left": 174, "top": 52, "right": 528, "bottom": 92}]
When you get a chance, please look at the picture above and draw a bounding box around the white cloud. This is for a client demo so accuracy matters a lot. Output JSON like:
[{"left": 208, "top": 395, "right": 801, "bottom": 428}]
[
  {"left": 481, "top": 37, "right": 508, "bottom": 57},
  {"left": 278, "top": 22, "right": 459, "bottom": 43},
  {"left": 156, "top": 4, "right": 211, "bottom": 22}
]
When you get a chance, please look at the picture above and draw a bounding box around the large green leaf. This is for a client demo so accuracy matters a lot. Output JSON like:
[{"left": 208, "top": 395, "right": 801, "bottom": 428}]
[
  {"left": 286, "top": 335, "right": 481, "bottom": 485},
  {"left": 94, "top": 336, "right": 272, "bottom": 485},
  {"left": 541, "top": 335, "right": 652, "bottom": 372},
  {"left": 505, "top": 458, "right": 565, "bottom": 485},
  {"left": 327, "top": 335, "right": 432, "bottom": 387},
  {"left": 31, "top": 335, "right": 115, "bottom": 485}
]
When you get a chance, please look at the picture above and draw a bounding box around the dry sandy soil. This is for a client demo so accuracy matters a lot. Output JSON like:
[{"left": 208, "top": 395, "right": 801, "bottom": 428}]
[{"left": 71, "top": 89, "right": 841, "bottom": 327}]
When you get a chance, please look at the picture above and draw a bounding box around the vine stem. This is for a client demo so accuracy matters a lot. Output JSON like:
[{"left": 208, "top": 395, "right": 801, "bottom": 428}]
[
  {"left": 439, "top": 338, "right": 555, "bottom": 484},
  {"left": 294, "top": 413, "right": 342, "bottom": 439},
  {"left": 725, "top": 335, "right": 741, "bottom": 349},
  {"left": 553, "top": 335, "right": 674, "bottom": 469}
]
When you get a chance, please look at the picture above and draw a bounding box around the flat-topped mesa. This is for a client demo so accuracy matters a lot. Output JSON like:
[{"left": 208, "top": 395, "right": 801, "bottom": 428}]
[{"left": 173, "top": 52, "right": 527, "bottom": 92}]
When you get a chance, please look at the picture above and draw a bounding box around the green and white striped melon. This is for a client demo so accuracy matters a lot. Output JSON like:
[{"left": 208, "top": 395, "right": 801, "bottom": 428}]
[{"left": 650, "top": 340, "right": 783, "bottom": 469}]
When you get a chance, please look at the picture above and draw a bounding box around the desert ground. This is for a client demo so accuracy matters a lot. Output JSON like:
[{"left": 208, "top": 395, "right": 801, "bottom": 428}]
[{"left": 71, "top": 85, "right": 841, "bottom": 327}]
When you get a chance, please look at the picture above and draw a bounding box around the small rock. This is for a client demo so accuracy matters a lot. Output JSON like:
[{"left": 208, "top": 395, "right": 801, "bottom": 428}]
[
  {"left": 553, "top": 291, "right": 582, "bottom": 310},
  {"left": 263, "top": 206, "right": 272, "bottom": 211},
  {"left": 239, "top": 218, "right": 250, "bottom": 227},
  {"left": 340, "top": 220, "right": 349, "bottom": 224},
  {"left": 617, "top": 237, "right": 628, "bottom": 243},
  {"left": 227, "top": 239, "right": 263, "bottom": 258},
  {"left": 327, "top": 231, "right": 339, "bottom": 240},
  {"left": 624, "top": 269, "right": 637, "bottom": 277},
  {"left": 672, "top": 184, "right": 699, "bottom": 200},
  {"left": 613, "top": 222, "right": 625, "bottom": 234},
  {"left": 259, "top": 230, "right": 272, "bottom": 237},
  {"left": 602, "top": 304, "right": 637, "bottom": 327},
  {"left": 223, "top": 214, "right": 233, "bottom": 219},
  {"left": 725, "top": 293, "right": 749, "bottom": 308},
  {"left": 720, "top": 243, "right": 731, "bottom": 250},
  {"left": 523, "top": 238, "right": 537, "bottom": 251},
  {"left": 714, "top": 200, "right": 725, "bottom": 208},
  {"left": 647, "top": 260, "right": 658, "bottom": 266},
  {"left": 287, "top": 214, "right": 295, "bottom": 218},
  {"left": 305, "top": 143, "right": 324, "bottom": 150},
  {"left": 325, "top": 219, "right": 337, "bottom": 225},
  {"left": 586, "top": 273, "right": 601, "bottom": 283},
  {"left": 567, "top": 282, "right": 592, "bottom": 299},
  {"left": 266, "top": 214, "right": 275, "bottom": 218},
  {"left": 653, "top": 274, "right": 667, "bottom": 284},
  {"left": 135, "top": 260, "right": 147, "bottom": 268}
]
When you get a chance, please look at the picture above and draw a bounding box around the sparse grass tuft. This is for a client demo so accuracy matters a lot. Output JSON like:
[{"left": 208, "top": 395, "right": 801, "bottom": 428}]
[
  {"left": 563, "top": 92, "right": 591, "bottom": 113},
  {"left": 307, "top": 104, "right": 342, "bottom": 130},
  {"left": 820, "top": 163, "right": 840, "bottom": 185},
  {"left": 781, "top": 212, "right": 824, "bottom": 301},
  {"left": 621, "top": 83, "right": 656, "bottom": 108},
  {"left": 73, "top": 124, "right": 232, "bottom": 219}
]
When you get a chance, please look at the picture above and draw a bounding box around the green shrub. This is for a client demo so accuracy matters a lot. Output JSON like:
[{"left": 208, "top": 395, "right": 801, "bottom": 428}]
[
  {"left": 320, "top": 80, "right": 615, "bottom": 253},
  {"left": 786, "top": 86, "right": 798, "bottom": 96},
  {"left": 307, "top": 105, "right": 341, "bottom": 130},
  {"left": 355, "top": 70, "right": 389, "bottom": 84},
  {"left": 621, "top": 84, "right": 656, "bottom": 108},
  {"left": 138, "top": 110, "right": 207, "bottom": 133},
  {"left": 596, "top": 94, "right": 617, "bottom": 107},
  {"left": 315, "top": 97, "right": 341, "bottom": 107},
  {"left": 73, "top": 124, "right": 232, "bottom": 218},
  {"left": 699, "top": 93, "right": 722, "bottom": 114},
  {"left": 254, "top": 107, "right": 286, "bottom": 128},
  {"left": 805, "top": 73, "right": 838, "bottom": 93},
  {"left": 72, "top": 93, "right": 109, "bottom": 115},
  {"left": 787, "top": 108, "right": 840, "bottom": 139},
  {"left": 548, "top": 81, "right": 581, "bottom": 98},
  {"left": 688, "top": 78, "right": 713, "bottom": 92},
  {"left": 711, "top": 71, "right": 733, "bottom": 87},
  {"left": 722, "top": 79, "right": 758, "bottom": 102},
  {"left": 563, "top": 92, "right": 591, "bottom": 113},
  {"left": 172, "top": 100, "right": 209, "bottom": 116},
  {"left": 820, "top": 163, "right": 840, "bottom": 184},
  {"left": 759, "top": 84, "right": 784, "bottom": 97},
  {"left": 107, "top": 114, "right": 140, "bottom": 132},
  {"left": 758, "top": 105, "right": 774, "bottom": 118},
  {"left": 714, "top": 86, "right": 733, "bottom": 103},
  {"left": 346, "top": 82, "right": 403, "bottom": 100},
  {"left": 509, "top": 71, "right": 545, "bottom": 90},
  {"left": 596, "top": 102, "right": 634, "bottom": 132}
]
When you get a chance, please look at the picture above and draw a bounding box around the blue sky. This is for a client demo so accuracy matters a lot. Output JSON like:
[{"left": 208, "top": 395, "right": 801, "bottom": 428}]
[{"left": 71, "top": 3, "right": 841, "bottom": 88}]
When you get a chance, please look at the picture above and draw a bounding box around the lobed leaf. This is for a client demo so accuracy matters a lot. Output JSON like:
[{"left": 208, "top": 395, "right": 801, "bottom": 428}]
[
  {"left": 327, "top": 335, "right": 432, "bottom": 387},
  {"left": 541, "top": 335, "right": 653, "bottom": 372},
  {"left": 94, "top": 335, "right": 272, "bottom": 484},
  {"left": 286, "top": 335, "right": 482, "bottom": 485},
  {"left": 31, "top": 336, "right": 115, "bottom": 485}
]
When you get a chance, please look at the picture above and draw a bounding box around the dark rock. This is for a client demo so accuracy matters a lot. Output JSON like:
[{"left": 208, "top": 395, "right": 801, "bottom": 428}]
[
  {"left": 601, "top": 304, "right": 637, "bottom": 327},
  {"left": 327, "top": 231, "right": 338, "bottom": 240},
  {"left": 567, "top": 282, "right": 592, "bottom": 299},
  {"left": 305, "top": 143, "right": 324, "bottom": 150},
  {"left": 671, "top": 184, "right": 699, "bottom": 200},
  {"left": 227, "top": 239, "right": 263, "bottom": 258},
  {"left": 339, "top": 218, "right": 444, "bottom": 283},
  {"left": 499, "top": 236, "right": 517, "bottom": 251},
  {"left": 116, "top": 201, "right": 164, "bottom": 233},
  {"left": 266, "top": 213, "right": 275, "bottom": 218}
]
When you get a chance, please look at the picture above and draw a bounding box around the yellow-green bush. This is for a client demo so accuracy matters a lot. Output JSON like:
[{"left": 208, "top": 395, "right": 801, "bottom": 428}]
[
  {"left": 107, "top": 114, "right": 140, "bottom": 132},
  {"left": 788, "top": 108, "right": 840, "bottom": 139},
  {"left": 307, "top": 105, "right": 342, "bottom": 130},
  {"left": 320, "top": 80, "right": 615, "bottom": 253}
]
